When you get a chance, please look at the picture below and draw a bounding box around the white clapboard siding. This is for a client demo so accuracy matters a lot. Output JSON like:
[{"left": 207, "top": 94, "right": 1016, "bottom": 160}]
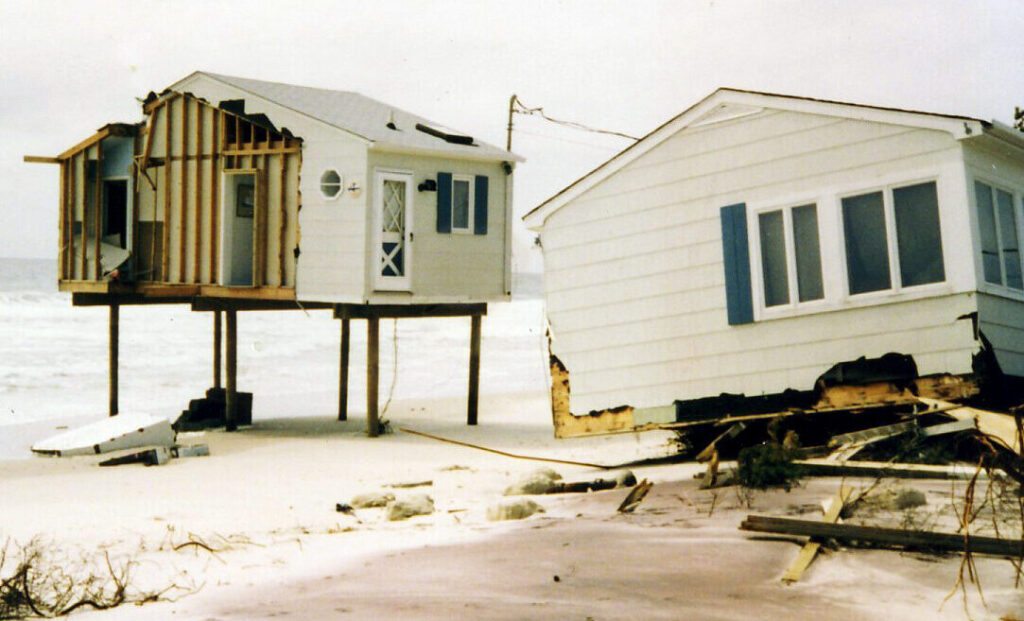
[
  {"left": 977, "top": 293, "right": 1024, "bottom": 376},
  {"left": 543, "top": 108, "right": 980, "bottom": 413}
]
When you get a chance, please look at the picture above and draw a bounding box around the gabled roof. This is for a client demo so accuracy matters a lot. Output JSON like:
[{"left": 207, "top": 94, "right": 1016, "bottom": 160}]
[
  {"left": 523, "top": 88, "right": 1022, "bottom": 229},
  {"left": 172, "top": 71, "right": 522, "bottom": 162}
]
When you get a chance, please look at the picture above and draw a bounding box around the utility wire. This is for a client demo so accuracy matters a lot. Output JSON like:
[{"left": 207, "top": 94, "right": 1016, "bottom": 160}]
[{"left": 512, "top": 96, "right": 640, "bottom": 142}]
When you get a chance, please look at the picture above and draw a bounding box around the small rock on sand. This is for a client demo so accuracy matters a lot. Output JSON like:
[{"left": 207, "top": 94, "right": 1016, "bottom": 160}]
[
  {"left": 504, "top": 468, "right": 563, "bottom": 495},
  {"left": 388, "top": 494, "right": 435, "bottom": 521},
  {"left": 487, "top": 499, "right": 545, "bottom": 521},
  {"left": 351, "top": 491, "right": 396, "bottom": 508}
]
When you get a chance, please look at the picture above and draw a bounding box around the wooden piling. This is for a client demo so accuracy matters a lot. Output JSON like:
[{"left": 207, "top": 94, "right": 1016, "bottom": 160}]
[
  {"left": 339, "top": 318, "right": 350, "bottom": 421},
  {"left": 225, "top": 309, "right": 237, "bottom": 432},
  {"left": 108, "top": 303, "right": 119, "bottom": 417},
  {"left": 213, "top": 310, "right": 222, "bottom": 389},
  {"left": 468, "top": 314, "right": 481, "bottom": 425},
  {"left": 367, "top": 316, "right": 379, "bottom": 437}
]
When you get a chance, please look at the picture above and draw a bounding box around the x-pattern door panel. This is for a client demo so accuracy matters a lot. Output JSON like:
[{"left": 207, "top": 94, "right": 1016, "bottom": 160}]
[{"left": 374, "top": 171, "right": 413, "bottom": 290}]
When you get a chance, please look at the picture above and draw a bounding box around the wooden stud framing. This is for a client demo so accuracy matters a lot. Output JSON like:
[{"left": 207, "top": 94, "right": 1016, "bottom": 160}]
[
  {"left": 131, "top": 133, "right": 141, "bottom": 279},
  {"left": 193, "top": 98, "right": 203, "bottom": 283},
  {"left": 79, "top": 154, "right": 87, "bottom": 280},
  {"left": 210, "top": 110, "right": 220, "bottom": 284},
  {"left": 150, "top": 163, "right": 158, "bottom": 281},
  {"left": 179, "top": 95, "right": 188, "bottom": 283},
  {"left": 162, "top": 101, "right": 171, "bottom": 282},
  {"left": 278, "top": 154, "right": 287, "bottom": 286},
  {"left": 94, "top": 141, "right": 103, "bottom": 281},
  {"left": 59, "top": 160, "right": 69, "bottom": 279}
]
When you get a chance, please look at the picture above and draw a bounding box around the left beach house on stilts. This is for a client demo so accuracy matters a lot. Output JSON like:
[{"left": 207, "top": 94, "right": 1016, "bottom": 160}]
[{"left": 25, "top": 71, "right": 523, "bottom": 436}]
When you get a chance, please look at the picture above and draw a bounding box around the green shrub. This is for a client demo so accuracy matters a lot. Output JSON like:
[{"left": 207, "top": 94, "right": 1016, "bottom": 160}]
[{"left": 736, "top": 444, "right": 804, "bottom": 491}]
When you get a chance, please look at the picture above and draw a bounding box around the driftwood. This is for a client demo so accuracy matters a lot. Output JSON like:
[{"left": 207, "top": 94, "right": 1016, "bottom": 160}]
[{"left": 741, "top": 515, "right": 1024, "bottom": 557}]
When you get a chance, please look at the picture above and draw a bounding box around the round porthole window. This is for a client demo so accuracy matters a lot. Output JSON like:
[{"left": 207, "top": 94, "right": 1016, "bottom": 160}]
[{"left": 320, "top": 170, "right": 343, "bottom": 199}]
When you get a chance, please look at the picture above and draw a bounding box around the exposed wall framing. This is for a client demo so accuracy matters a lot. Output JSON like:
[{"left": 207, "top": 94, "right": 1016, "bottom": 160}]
[{"left": 54, "top": 91, "right": 302, "bottom": 297}]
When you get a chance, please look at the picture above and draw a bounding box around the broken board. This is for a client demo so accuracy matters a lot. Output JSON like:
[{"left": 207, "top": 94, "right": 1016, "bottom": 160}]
[{"left": 31, "top": 412, "right": 175, "bottom": 457}]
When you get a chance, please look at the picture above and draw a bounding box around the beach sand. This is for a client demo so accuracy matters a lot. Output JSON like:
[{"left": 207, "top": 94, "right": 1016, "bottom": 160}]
[{"left": 2, "top": 390, "right": 1022, "bottom": 620}]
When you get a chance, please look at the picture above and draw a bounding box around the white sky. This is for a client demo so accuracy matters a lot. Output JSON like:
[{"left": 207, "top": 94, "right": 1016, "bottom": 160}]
[{"left": 1, "top": 0, "right": 1023, "bottom": 266}]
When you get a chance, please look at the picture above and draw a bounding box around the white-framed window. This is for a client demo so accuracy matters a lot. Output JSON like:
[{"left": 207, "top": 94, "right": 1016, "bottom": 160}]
[
  {"left": 320, "top": 169, "right": 343, "bottom": 199},
  {"left": 451, "top": 174, "right": 474, "bottom": 233},
  {"left": 841, "top": 180, "right": 945, "bottom": 296},
  {"left": 974, "top": 180, "right": 1023, "bottom": 291},
  {"left": 756, "top": 203, "right": 824, "bottom": 308}
]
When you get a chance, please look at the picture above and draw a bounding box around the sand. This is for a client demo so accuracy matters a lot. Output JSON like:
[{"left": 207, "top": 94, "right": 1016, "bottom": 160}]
[{"left": 1, "top": 390, "right": 1022, "bottom": 620}]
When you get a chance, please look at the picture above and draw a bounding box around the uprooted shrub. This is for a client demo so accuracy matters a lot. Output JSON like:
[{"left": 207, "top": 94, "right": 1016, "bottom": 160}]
[
  {"left": 735, "top": 443, "right": 804, "bottom": 491},
  {"left": 0, "top": 537, "right": 191, "bottom": 619}
]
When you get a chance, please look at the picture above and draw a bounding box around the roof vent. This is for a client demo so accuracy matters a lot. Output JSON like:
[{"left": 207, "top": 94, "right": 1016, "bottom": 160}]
[
  {"left": 386, "top": 110, "right": 397, "bottom": 130},
  {"left": 415, "top": 123, "right": 474, "bottom": 145}
]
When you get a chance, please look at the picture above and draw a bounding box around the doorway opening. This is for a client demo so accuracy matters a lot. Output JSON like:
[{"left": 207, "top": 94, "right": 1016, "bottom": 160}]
[{"left": 221, "top": 172, "right": 257, "bottom": 287}]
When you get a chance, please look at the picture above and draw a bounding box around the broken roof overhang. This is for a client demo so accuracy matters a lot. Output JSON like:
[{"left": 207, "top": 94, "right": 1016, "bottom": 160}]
[
  {"left": 522, "top": 87, "right": 1010, "bottom": 230},
  {"left": 54, "top": 122, "right": 140, "bottom": 161}
]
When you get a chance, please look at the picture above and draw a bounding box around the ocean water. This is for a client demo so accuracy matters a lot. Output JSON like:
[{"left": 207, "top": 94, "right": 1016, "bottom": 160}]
[{"left": 0, "top": 258, "right": 549, "bottom": 458}]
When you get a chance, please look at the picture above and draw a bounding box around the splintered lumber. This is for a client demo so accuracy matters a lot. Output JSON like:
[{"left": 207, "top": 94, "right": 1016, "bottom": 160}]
[
  {"left": 781, "top": 485, "right": 852, "bottom": 583},
  {"left": 795, "top": 459, "right": 983, "bottom": 480},
  {"left": 828, "top": 420, "right": 916, "bottom": 448},
  {"left": 696, "top": 422, "right": 746, "bottom": 462},
  {"left": 741, "top": 515, "right": 1024, "bottom": 557},
  {"left": 918, "top": 398, "right": 1021, "bottom": 452},
  {"left": 617, "top": 479, "right": 653, "bottom": 513}
]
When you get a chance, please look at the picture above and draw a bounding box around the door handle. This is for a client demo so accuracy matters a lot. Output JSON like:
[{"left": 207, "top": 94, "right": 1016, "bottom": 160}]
[{"left": 409, "top": 232, "right": 414, "bottom": 242}]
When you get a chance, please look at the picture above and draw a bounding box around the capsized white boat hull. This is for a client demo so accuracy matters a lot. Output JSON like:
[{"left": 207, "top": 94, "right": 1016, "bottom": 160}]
[{"left": 31, "top": 413, "right": 176, "bottom": 457}]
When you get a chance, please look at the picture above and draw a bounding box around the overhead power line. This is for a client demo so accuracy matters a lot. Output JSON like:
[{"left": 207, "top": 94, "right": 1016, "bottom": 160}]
[{"left": 505, "top": 94, "right": 640, "bottom": 151}]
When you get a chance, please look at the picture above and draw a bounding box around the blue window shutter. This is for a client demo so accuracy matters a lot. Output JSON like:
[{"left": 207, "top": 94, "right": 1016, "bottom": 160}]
[
  {"left": 720, "top": 203, "right": 754, "bottom": 325},
  {"left": 436, "top": 172, "right": 452, "bottom": 233},
  {"left": 474, "top": 175, "right": 488, "bottom": 235}
]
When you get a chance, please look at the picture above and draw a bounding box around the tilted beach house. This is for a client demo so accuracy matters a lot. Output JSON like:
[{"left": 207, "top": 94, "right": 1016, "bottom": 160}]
[
  {"left": 28, "top": 71, "right": 522, "bottom": 434},
  {"left": 523, "top": 88, "right": 1024, "bottom": 435}
]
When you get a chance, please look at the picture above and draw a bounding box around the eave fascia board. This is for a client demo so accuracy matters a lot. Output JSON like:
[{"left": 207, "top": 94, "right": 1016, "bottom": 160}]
[
  {"left": 974, "top": 120, "right": 1024, "bottom": 153},
  {"left": 170, "top": 72, "right": 374, "bottom": 146},
  {"left": 369, "top": 142, "right": 525, "bottom": 164},
  {"left": 523, "top": 88, "right": 987, "bottom": 230}
]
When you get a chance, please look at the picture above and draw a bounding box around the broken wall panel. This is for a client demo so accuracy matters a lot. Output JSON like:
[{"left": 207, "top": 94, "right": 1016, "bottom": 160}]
[{"left": 57, "top": 91, "right": 302, "bottom": 297}]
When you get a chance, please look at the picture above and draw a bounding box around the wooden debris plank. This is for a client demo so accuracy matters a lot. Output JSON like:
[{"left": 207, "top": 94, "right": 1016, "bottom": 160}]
[
  {"left": 828, "top": 420, "right": 917, "bottom": 448},
  {"left": 919, "top": 418, "right": 976, "bottom": 437},
  {"left": 795, "top": 459, "right": 983, "bottom": 480},
  {"left": 741, "top": 514, "right": 1024, "bottom": 557},
  {"left": 918, "top": 398, "right": 1021, "bottom": 452},
  {"left": 696, "top": 422, "right": 746, "bottom": 462},
  {"left": 781, "top": 485, "right": 852, "bottom": 583}
]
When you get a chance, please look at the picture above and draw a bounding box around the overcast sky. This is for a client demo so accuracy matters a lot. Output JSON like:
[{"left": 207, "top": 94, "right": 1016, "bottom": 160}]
[{"left": 2, "top": 0, "right": 1022, "bottom": 267}]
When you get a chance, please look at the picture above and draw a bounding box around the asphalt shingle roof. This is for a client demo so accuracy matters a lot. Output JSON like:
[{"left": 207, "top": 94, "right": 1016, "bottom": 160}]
[{"left": 194, "top": 72, "right": 518, "bottom": 161}]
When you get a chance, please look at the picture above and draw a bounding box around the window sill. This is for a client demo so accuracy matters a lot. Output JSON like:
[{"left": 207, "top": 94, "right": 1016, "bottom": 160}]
[
  {"left": 756, "top": 282, "right": 960, "bottom": 322},
  {"left": 977, "top": 282, "right": 1024, "bottom": 303}
]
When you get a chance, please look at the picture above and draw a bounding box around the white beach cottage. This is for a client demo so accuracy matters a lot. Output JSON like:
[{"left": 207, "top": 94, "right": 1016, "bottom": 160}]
[
  {"left": 523, "top": 88, "right": 1024, "bottom": 434},
  {"left": 27, "top": 71, "right": 522, "bottom": 435}
]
